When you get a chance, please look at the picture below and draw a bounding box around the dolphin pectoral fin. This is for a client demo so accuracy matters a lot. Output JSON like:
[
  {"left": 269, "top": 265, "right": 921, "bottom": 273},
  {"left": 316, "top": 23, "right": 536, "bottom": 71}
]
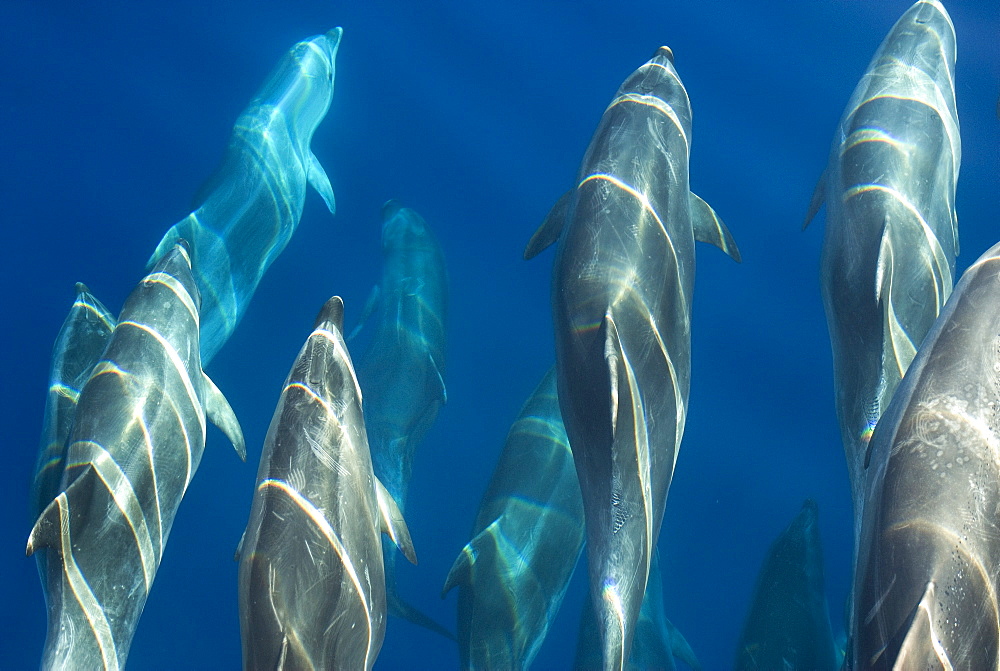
[
  {"left": 374, "top": 477, "right": 417, "bottom": 565},
  {"left": 234, "top": 530, "right": 246, "bottom": 562},
  {"left": 147, "top": 226, "right": 182, "bottom": 271},
  {"left": 524, "top": 189, "right": 573, "bottom": 260},
  {"left": 665, "top": 618, "right": 702, "bottom": 671},
  {"left": 881, "top": 581, "right": 945, "bottom": 670},
  {"left": 803, "top": 169, "right": 827, "bottom": 230},
  {"left": 276, "top": 635, "right": 289, "bottom": 670},
  {"left": 27, "top": 465, "right": 97, "bottom": 556},
  {"left": 202, "top": 372, "right": 246, "bottom": 461},
  {"left": 347, "top": 285, "right": 380, "bottom": 342},
  {"left": 690, "top": 193, "right": 741, "bottom": 262},
  {"left": 387, "top": 588, "right": 457, "bottom": 641},
  {"left": 307, "top": 152, "right": 336, "bottom": 215},
  {"left": 442, "top": 542, "right": 476, "bottom": 597},
  {"left": 429, "top": 353, "right": 447, "bottom": 405}
]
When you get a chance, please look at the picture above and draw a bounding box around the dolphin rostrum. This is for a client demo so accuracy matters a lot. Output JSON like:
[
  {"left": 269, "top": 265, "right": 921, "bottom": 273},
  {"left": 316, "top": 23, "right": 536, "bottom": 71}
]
[
  {"left": 352, "top": 200, "right": 449, "bottom": 639},
  {"left": 852, "top": 240, "right": 1000, "bottom": 669},
  {"left": 526, "top": 46, "right": 739, "bottom": 669},
  {"left": 238, "top": 296, "right": 417, "bottom": 671},
  {"left": 26, "top": 242, "right": 245, "bottom": 671},
  {"left": 148, "top": 28, "right": 342, "bottom": 366},
  {"left": 443, "top": 366, "right": 583, "bottom": 669},
  {"left": 734, "top": 500, "right": 837, "bottom": 671},
  {"left": 804, "top": 0, "right": 959, "bottom": 527}
]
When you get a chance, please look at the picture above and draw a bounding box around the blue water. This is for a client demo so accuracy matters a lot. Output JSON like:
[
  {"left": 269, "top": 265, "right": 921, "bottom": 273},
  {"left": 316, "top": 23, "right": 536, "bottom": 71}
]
[{"left": 2, "top": 1, "right": 998, "bottom": 669}]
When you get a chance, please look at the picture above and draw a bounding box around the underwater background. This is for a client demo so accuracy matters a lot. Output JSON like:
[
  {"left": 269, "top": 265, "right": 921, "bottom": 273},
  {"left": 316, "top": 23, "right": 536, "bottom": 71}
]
[{"left": 2, "top": 1, "right": 998, "bottom": 669}]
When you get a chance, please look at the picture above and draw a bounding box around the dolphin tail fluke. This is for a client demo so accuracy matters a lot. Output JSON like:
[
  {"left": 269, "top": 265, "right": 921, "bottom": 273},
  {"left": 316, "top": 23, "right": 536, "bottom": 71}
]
[
  {"left": 386, "top": 584, "right": 457, "bottom": 641},
  {"left": 664, "top": 618, "right": 702, "bottom": 671},
  {"left": 374, "top": 477, "right": 417, "bottom": 565},
  {"left": 147, "top": 225, "right": 182, "bottom": 271},
  {"left": 307, "top": 151, "right": 336, "bottom": 215},
  {"left": 27, "top": 465, "right": 97, "bottom": 556},
  {"left": 524, "top": 189, "right": 573, "bottom": 259},
  {"left": 202, "top": 372, "right": 246, "bottom": 461},
  {"left": 803, "top": 169, "right": 827, "bottom": 230},
  {"left": 689, "top": 193, "right": 740, "bottom": 262}
]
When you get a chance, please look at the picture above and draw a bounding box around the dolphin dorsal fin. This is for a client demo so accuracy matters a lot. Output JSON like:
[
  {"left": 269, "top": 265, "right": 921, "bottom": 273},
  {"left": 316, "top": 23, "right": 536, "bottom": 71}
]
[
  {"left": 202, "top": 373, "right": 246, "bottom": 461},
  {"left": 876, "top": 224, "right": 917, "bottom": 381},
  {"left": 803, "top": 168, "right": 827, "bottom": 230},
  {"left": 525, "top": 189, "right": 574, "bottom": 260},
  {"left": 375, "top": 478, "right": 417, "bottom": 565},
  {"left": 690, "top": 193, "right": 741, "bottom": 262}
]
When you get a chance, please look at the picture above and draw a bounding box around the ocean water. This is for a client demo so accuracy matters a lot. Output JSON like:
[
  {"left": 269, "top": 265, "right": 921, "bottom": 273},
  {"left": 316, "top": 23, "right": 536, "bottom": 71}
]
[{"left": 2, "top": 1, "right": 998, "bottom": 669}]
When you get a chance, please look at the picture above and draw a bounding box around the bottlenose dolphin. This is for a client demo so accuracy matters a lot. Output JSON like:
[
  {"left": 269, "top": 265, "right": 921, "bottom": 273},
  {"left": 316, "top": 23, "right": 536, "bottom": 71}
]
[
  {"left": 851, "top": 240, "right": 1000, "bottom": 669},
  {"left": 526, "top": 46, "right": 739, "bottom": 669},
  {"left": 575, "top": 551, "right": 701, "bottom": 671},
  {"left": 804, "top": 0, "right": 959, "bottom": 524},
  {"left": 442, "top": 367, "right": 583, "bottom": 669},
  {"left": 30, "top": 283, "right": 115, "bottom": 527},
  {"left": 734, "top": 500, "right": 837, "bottom": 671},
  {"left": 238, "top": 296, "right": 417, "bottom": 671},
  {"left": 148, "top": 28, "right": 342, "bottom": 365},
  {"left": 26, "top": 242, "right": 245, "bottom": 671},
  {"left": 352, "top": 200, "right": 449, "bottom": 638}
]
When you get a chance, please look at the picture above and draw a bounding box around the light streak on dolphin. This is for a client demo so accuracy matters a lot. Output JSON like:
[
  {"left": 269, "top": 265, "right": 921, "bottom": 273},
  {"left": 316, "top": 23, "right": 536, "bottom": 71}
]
[
  {"left": 351, "top": 200, "right": 450, "bottom": 639},
  {"left": 148, "top": 28, "right": 342, "bottom": 366},
  {"left": 238, "top": 296, "right": 417, "bottom": 671},
  {"left": 526, "top": 46, "right": 740, "bottom": 669},
  {"left": 442, "top": 366, "right": 583, "bottom": 669},
  {"left": 804, "top": 0, "right": 959, "bottom": 528},
  {"left": 26, "top": 242, "right": 246, "bottom": 671},
  {"left": 852, "top": 240, "right": 1000, "bottom": 669}
]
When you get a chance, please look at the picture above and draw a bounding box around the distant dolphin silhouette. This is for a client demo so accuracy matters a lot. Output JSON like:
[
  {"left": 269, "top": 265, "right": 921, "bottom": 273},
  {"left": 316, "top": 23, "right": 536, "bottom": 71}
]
[
  {"left": 148, "top": 28, "right": 342, "bottom": 365},
  {"left": 238, "top": 296, "right": 417, "bottom": 671},
  {"left": 27, "top": 242, "right": 245, "bottom": 671},
  {"left": 526, "top": 45, "right": 739, "bottom": 669},
  {"left": 352, "top": 200, "right": 450, "bottom": 639},
  {"left": 443, "top": 367, "right": 583, "bottom": 668},
  {"left": 804, "top": 0, "right": 959, "bottom": 531}
]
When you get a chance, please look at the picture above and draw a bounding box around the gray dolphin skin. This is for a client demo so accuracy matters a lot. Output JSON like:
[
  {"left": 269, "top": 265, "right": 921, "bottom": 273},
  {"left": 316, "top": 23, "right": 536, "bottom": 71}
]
[
  {"left": 352, "top": 200, "right": 449, "bottom": 638},
  {"left": 526, "top": 46, "right": 739, "bottom": 669},
  {"left": 442, "top": 367, "right": 583, "bottom": 669},
  {"left": 575, "top": 551, "right": 701, "bottom": 671},
  {"left": 148, "top": 28, "right": 342, "bottom": 366},
  {"left": 734, "top": 500, "right": 837, "bottom": 671},
  {"left": 851, "top": 241, "right": 1000, "bottom": 669},
  {"left": 238, "top": 296, "right": 417, "bottom": 671},
  {"left": 26, "top": 242, "right": 246, "bottom": 671},
  {"left": 30, "top": 283, "right": 115, "bottom": 527},
  {"left": 804, "top": 0, "right": 959, "bottom": 521}
]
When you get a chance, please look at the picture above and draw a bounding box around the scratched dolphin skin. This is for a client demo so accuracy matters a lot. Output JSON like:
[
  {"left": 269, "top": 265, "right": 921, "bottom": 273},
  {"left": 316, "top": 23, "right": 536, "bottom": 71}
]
[
  {"left": 851, "top": 241, "right": 1000, "bottom": 669},
  {"left": 526, "top": 46, "right": 739, "bottom": 669},
  {"left": 352, "top": 200, "right": 449, "bottom": 638},
  {"left": 26, "top": 242, "right": 246, "bottom": 671},
  {"left": 443, "top": 367, "right": 583, "bottom": 669},
  {"left": 148, "top": 28, "right": 342, "bottom": 365},
  {"left": 804, "top": 0, "right": 959, "bottom": 519},
  {"left": 30, "top": 283, "right": 115, "bottom": 528},
  {"left": 734, "top": 500, "right": 837, "bottom": 671},
  {"left": 238, "top": 296, "right": 417, "bottom": 671},
  {"left": 575, "top": 551, "right": 701, "bottom": 671}
]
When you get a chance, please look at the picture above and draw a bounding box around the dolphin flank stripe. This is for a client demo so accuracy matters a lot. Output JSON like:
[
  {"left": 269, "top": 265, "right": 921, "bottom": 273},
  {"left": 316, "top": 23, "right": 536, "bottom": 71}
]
[
  {"left": 257, "top": 478, "right": 375, "bottom": 668},
  {"left": 74, "top": 441, "right": 158, "bottom": 591},
  {"left": 53, "top": 492, "right": 120, "bottom": 671}
]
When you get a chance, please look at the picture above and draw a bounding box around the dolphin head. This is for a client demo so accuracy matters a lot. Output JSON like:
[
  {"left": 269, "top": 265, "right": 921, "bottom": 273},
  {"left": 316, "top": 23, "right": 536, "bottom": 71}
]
[{"left": 380, "top": 200, "right": 436, "bottom": 254}]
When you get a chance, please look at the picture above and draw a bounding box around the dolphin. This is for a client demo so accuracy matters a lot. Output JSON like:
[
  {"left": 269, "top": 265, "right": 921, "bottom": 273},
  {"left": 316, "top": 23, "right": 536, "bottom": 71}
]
[
  {"left": 148, "top": 28, "right": 342, "bottom": 366},
  {"left": 238, "top": 296, "right": 417, "bottom": 671},
  {"left": 734, "top": 500, "right": 837, "bottom": 671},
  {"left": 351, "top": 200, "right": 449, "bottom": 638},
  {"left": 851, "top": 240, "right": 1000, "bottom": 669},
  {"left": 442, "top": 366, "right": 584, "bottom": 669},
  {"left": 26, "top": 242, "right": 245, "bottom": 671},
  {"left": 30, "top": 283, "right": 115, "bottom": 527},
  {"left": 575, "top": 551, "right": 701, "bottom": 671},
  {"left": 525, "top": 46, "right": 739, "bottom": 669},
  {"left": 804, "top": 0, "right": 959, "bottom": 527}
]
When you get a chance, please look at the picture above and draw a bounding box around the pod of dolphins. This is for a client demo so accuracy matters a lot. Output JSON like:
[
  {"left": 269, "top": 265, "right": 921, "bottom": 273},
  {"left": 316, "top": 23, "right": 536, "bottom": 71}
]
[{"left": 23, "top": 0, "right": 1000, "bottom": 668}]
